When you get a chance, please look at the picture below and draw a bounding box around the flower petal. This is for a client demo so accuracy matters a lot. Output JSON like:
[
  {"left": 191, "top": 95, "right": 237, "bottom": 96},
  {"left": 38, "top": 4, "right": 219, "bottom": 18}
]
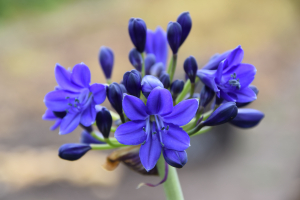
[
  {"left": 71, "top": 63, "right": 91, "bottom": 88},
  {"left": 115, "top": 121, "right": 147, "bottom": 145},
  {"left": 162, "top": 99, "right": 198, "bottom": 126},
  {"left": 44, "top": 90, "right": 74, "bottom": 112},
  {"left": 229, "top": 86, "right": 257, "bottom": 103},
  {"left": 123, "top": 95, "right": 148, "bottom": 121},
  {"left": 163, "top": 148, "right": 187, "bottom": 168},
  {"left": 55, "top": 64, "right": 82, "bottom": 92},
  {"left": 225, "top": 45, "right": 244, "bottom": 68},
  {"left": 50, "top": 119, "right": 62, "bottom": 130},
  {"left": 215, "top": 60, "right": 225, "bottom": 85},
  {"left": 197, "top": 69, "right": 219, "bottom": 93},
  {"left": 146, "top": 87, "right": 173, "bottom": 116},
  {"left": 59, "top": 112, "right": 81, "bottom": 135},
  {"left": 139, "top": 133, "right": 162, "bottom": 171},
  {"left": 162, "top": 123, "right": 190, "bottom": 151},
  {"left": 90, "top": 83, "right": 106, "bottom": 104},
  {"left": 151, "top": 27, "right": 168, "bottom": 67},
  {"left": 80, "top": 102, "right": 96, "bottom": 127},
  {"left": 42, "top": 109, "right": 57, "bottom": 120}
]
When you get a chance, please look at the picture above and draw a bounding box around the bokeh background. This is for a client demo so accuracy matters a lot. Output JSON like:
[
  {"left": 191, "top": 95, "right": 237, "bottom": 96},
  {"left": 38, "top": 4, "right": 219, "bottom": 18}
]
[{"left": 0, "top": 0, "right": 300, "bottom": 199}]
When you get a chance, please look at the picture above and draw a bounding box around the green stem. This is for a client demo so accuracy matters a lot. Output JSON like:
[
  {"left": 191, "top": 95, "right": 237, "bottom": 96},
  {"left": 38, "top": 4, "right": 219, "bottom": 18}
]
[
  {"left": 120, "top": 113, "right": 125, "bottom": 123},
  {"left": 110, "top": 110, "right": 120, "bottom": 121},
  {"left": 167, "top": 54, "right": 178, "bottom": 83},
  {"left": 104, "top": 138, "right": 126, "bottom": 147},
  {"left": 91, "top": 144, "right": 125, "bottom": 150},
  {"left": 191, "top": 126, "right": 212, "bottom": 137},
  {"left": 175, "top": 79, "right": 191, "bottom": 104},
  {"left": 141, "top": 52, "right": 145, "bottom": 77},
  {"left": 106, "top": 79, "right": 111, "bottom": 85},
  {"left": 157, "top": 155, "right": 184, "bottom": 200},
  {"left": 189, "top": 83, "right": 195, "bottom": 98}
]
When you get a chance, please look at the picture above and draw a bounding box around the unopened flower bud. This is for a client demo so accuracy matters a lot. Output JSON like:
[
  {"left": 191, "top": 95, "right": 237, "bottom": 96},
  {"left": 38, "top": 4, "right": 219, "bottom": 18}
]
[
  {"left": 176, "top": 12, "right": 192, "bottom": 46},
  {"left": 203, "top": 102, "right": 238, "bottom": 126},
  {"left": 199, "top": 85, "right": 214, "bottom": 108},
  {"left": 230, "top": 108, "right": 264, "bottom": 128},
  {"left": 99, "top": 46, "right": 114, "bottom": 79},
  {"left": 149, "top": 62, "right": 164, "bottom": 77},
  {"left": 145, "top": 54, "right": 156, "bottom": 75},
  {"left": 163, "top": 148, "right": 187, "bottom": 168},
  {"left": 96, "top": 107, "right": 112, "bottom": 138},
  {"left": 58, "top": 143, "right": 91, "bottom": 161},
  {"left": 129, "top": 48, "right": 143, "bottom": 72},
  {"left": 141, "top": 75, "right": 163, "bottom": 98},
  {"left": 107, "top": 83, "right": 127, "bottom": 115},
  {"left": 170, "top": 79, "right": 184, "bottom": 100},
  {"left": 159, "top": 72, "right": 170, "bottom": 89},
  {"left": 183, "top": 56, "right": 198, "bottom": 83},
  {"left": 80, "top": 130, "right": 104, "bottom": 144},
  {"left": 167, "top": 22, "right": 182, "bottom": 54},
  {"left": 128, "top": 18, "right": 147, "bottom": 53},
  {"left": 123, "top": 69, "right": 142, "bottom": 98}
]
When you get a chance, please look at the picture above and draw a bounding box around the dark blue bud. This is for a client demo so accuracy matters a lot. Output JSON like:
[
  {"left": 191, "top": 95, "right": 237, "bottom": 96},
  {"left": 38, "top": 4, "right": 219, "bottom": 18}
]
[
  {"left": 230, "top": 108, "right": 264, "bottom": 128},
  {"left": 176, "top": 12, "right": 192, "bottom": 46},
  {"left": 128, "top": 18, "right": 147, "bottom": 53},
  {"left": 123, "top": 69, "right": 142, "bottom": 98},
  {"left": 107, "top": 83, "right": 127, "bottom": 115},
  {"left": 236, "top": 85, "right": 259, "bottom": 107},
  {"left": 141, "top": 75, "right": 164, "bottom": 98},
  {"left": 170, "top": 79, "right": 184, "bottom": 99},
  {"left": 58, "top": 143, "right": 91, "bottom": 161},
  {"left": 80, "top": 130, "right": 104, "bottom": 144},
  {"left": 99, "top": 46, "right": 114, "bottom": 79},
  {"left": 145, "top": 54, "right": 156, "bottom": 75},
  {"left": 150, "top": 62, "right": 164, "bottom": 77},
  {"left": 199, "top": 85, "right": 214, "bottom": 108},
  {"left": 203, "top": 102, "right": 238, "bottom": 126},
  {"left": 129, "top": 48, "right": 143, "bottom": 72},
  {"left": 167, "top": 22, "right": 182, "bottom": 54},
  {"left": 96, "top": 107, "right": 112, "bottom": 138},
  {"left": 159, "top": 72, "right": 170, "bottom": 89},
  {"left": 183, "top": 56, "right": 198, "bottom": 83},
  {"left": 163, "top": 148, "right": 187, "bottom": 168}
]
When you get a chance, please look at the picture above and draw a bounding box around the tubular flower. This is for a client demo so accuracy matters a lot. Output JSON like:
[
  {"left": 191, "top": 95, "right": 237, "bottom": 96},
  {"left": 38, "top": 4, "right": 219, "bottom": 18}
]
[
  {"left": 44, "top": 63, "right": 106, "bottom": 135},
  {"left": 146, "top": 26, "right": 168, "bottom": 69},
  {"left": 197, "top": 46, "right": 257, "bottom": 103},
  {"left": 115, "top": 87, "right": 198, "bottom": 171}
]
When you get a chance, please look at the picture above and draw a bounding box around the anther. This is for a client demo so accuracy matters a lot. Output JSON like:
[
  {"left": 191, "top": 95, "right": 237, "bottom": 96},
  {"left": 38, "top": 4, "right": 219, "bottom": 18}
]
[
  {"left": 142, "top": 141, "right": 146, "bottom": 145},
  {"left": 166, "top": 125, "right": 169, "bottom": 130},
  {"left": 68, "top": 103, "right": 72, "bottom": 106},
  {"left": 152, "top": 131, "right": 157, "bottom": 134},
  {"left": 161, "top": 127, "right": 165, "bottom": 130},
  {"left": 160, "top": 142, "right": 164, "bottom": 147},
  {"left": 143, "top": 127, "right": 146, "bottom": 132},
  {"left": 65, "top": 97, "right": 70, "bottom": 99}
]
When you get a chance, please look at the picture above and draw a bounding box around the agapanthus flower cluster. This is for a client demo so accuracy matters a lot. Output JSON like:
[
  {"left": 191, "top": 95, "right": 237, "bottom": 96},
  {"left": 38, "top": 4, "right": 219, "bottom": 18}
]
[{"left": 43, "top": 11, "right": 264, "bottom": 189}]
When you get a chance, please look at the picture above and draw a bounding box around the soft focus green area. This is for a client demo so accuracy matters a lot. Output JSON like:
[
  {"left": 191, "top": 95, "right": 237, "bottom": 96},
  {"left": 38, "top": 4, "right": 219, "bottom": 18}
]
[{"left": 1, "top": 0, "right": 300, "bottom": 200}]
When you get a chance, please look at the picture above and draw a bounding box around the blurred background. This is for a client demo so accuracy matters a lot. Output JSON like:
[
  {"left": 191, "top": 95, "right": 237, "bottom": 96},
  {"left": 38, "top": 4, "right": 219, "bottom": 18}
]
[{"left": 0, "top": 0, "right": 300, "bottom": 199}]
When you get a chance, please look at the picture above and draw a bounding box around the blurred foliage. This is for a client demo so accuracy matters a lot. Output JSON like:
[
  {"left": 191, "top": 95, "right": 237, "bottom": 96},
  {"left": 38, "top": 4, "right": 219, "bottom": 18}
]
[{"left": 0, "top": 0, "right": 74, "bottom": 22}]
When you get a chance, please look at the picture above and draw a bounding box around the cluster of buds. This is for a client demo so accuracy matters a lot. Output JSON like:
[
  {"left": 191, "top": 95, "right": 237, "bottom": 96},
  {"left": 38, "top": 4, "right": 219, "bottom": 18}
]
[{"left": 43, "top": 11, "right": 264, "bottom": 188}]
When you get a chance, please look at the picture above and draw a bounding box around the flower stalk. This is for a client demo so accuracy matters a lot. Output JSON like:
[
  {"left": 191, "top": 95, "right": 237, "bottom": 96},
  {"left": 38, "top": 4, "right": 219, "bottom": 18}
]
[
  {"left": 157, "top": 155, "right": 184, "bottom": 200},
  {"left": 167, "top": 54, "right": 178, "bottom": 83}
]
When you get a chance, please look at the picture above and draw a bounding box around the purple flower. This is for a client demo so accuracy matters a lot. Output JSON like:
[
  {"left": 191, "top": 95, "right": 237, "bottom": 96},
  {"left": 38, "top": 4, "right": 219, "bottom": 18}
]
[
  {"left": 197, "top": 46, "right": 257, "bottom": 103},
  {"left": 115, "top": 87, "right": 198, "bottom": 171},
  {"left": 44, "top": 63, "right": 106, "bottom": 135},
  {"left": 146, "top": 27, "right": 168, "bottom": 68}
]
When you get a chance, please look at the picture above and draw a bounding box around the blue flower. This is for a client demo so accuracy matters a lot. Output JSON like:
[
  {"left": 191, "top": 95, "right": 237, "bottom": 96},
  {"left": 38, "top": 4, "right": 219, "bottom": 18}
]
[
  {"left": 115, "top": 87, "right": 198, "bottom": 171},
  {"left": 44, "top": 63, "right": 106, "bottom": 135},
  {"left": 146, "top": 27, "right": 168, "bottom": 68},
  {"left": 197, "top": 46, "right": 257, "bottom": 103}
]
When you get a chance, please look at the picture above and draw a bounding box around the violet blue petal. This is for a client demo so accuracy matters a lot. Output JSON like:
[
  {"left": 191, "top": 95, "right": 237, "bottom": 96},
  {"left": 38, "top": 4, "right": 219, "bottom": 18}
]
[
  {"left": 139, "top": 132, "right": 162, "bottom": 171},
  {"left": 162, "top": 123, "right": 190, "bottom": 151},
  {"left": 89, "top": 83, "right": 106, "bottom": 104},
  {"left": 55, "top": 64, "right": 82, "bottom": 92},
  {"left": 115, "top": 120, "right": 146, "bottom": 145},
  {"left": 225, "top": 45, "right": 244, "bottom": 69},
  {"left": 80, "top": 130, "right": 104, "bottom": 144},
  {"left": 123, "top": 95, "right": 148, "bottom": 121},
  {"left": 42, "top": 109, "right": 57, "bottom": 120},
  {"left": 230, "top": 87, "right": 257, "bottom": 103},
  {"left": 44, "top": 90, "right": 73, "bottom": 112},
  {"left": 162, "top": 99, "right": 198, "bottom": 126},
  {"left": 71, "top": 63, "right": 91, "bottom": 88},
  {"left": 59, "top": 112, "right": 82, "bottom": 135},
  {"left": 202, "top": 50, "right": 232, "bottom": 70},
  {"left": 197, "top": 69, "right": 219, "bottom": 93},
  {"left": 80, "top": 102, "right": 96, "bottom": 127},
  {"left": 50, "top": 119, "right": 62, "bottom": 131},
  {"left": 146, "top": 87, "right": 173, "bottom": 116}
]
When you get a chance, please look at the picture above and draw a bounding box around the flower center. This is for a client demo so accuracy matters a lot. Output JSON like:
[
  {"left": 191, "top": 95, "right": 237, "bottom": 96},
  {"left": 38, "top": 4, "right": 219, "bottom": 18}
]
[
  {"left": 228, "top": 73, "right": 241, "bottom": 89},
  {"left": 142, "top": 115, "right": 169, "bottom": 147},
  {"left": 65, "top": 92, "right": 93, "bottom": 113}
]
